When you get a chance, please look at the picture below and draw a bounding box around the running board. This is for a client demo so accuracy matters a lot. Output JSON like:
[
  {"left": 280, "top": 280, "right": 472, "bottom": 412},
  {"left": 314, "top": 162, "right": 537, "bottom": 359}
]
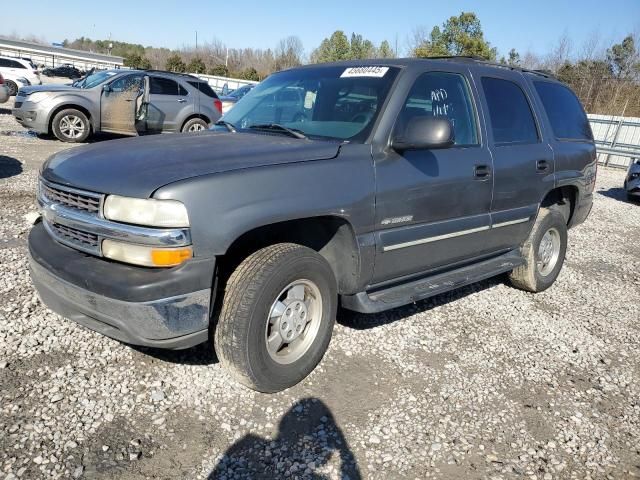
[{"left": 341, "top": 251, "right": 524, "bottom": 314}]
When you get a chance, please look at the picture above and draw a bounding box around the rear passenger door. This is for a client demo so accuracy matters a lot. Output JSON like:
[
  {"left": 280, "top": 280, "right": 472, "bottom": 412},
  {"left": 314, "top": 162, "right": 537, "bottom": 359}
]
[
  {"left": 474, "top": 68, "right": 555, "bottom": 251},
  {"left": 147, "top": 77, "right": 191, "bottom": 132}
]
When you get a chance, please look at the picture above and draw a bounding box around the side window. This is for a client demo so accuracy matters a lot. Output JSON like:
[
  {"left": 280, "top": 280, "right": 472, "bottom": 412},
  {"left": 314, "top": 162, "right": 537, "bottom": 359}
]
[
  {"left": 10, "top": 60, "right": 26, "bottom": 69},
  {"left": 534, "top": 81, "right": 592, "bottom": 141},
  {"left": 150, "top": 77, "right": 180, "bottom": 95},
  {"left": 0, "top": 59, "right": 8, "bottom": 67},
  {"left": 481, "top": 77, "right": 539, "bottom": 145},
  {"left": 396, "top": 71, "right": 478, "bottom": 146},
  {"left": 178, "top": 84, "right": 188, "bottom": 96},
  {"left": 109, "top": 74, "right": 143, "bottom": 93}
]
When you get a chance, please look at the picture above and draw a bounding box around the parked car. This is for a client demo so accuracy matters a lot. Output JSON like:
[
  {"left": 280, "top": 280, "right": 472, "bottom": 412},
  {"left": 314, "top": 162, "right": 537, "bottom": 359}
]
[
  {"left": 43, "top": 65, "right": 83, "bottom": 79},
  {"left": 624, "top": 158, "right": 640, "bottom": 201},
  {"left": 28, "top": 58, "right": 596, "bottom": 393},
  {"left": 0, "top": 74, "right": 9, "bottom": 104},
  {"left": 220, "top": 83, "right": 255, "bottom": 113},
  {"left": 0, "top": 70, "right": 31, "bottom": 96},
  {"left": 0, "top": 56, "right": 41, "bottom": 94},
  {"left": 12, "top": 69, "right": 222, "bottom": 142}
]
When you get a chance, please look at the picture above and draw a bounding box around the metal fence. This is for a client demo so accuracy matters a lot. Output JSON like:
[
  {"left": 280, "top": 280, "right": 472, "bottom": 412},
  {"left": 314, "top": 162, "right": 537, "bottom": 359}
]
[{"left": 589, "top": 114, "right": 640, "bottom": 169}]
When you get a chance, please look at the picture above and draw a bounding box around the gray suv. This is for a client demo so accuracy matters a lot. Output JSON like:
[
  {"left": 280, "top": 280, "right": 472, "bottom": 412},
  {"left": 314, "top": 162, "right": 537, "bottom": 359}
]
[
  {"left": 12, "top": 69, "right": 222, "bottom": 142},
  {"left": 28, "top": 58, "right": 596, "bottom": 393}
]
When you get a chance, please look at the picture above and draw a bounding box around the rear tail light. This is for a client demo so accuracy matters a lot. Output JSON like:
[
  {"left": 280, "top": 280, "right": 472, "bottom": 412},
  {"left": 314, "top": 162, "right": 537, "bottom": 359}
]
[
  {"left": 214, "top": 99, "right": 222, "bottom": 114},
  {"left": 0, "top": 76, "right": 4, "bottom": 85}
]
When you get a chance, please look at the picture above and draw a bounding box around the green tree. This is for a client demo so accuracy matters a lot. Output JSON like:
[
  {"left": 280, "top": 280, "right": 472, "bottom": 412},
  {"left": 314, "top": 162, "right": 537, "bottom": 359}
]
[
  {"left": 209, "top": 64, "right": 230, "bottom": 77},
  {"left": 165, "top": 54, "right": 186, "bottom": 73},
  {"left": 378, "top": 40, "right": 395, "bottom": 59},
  {"left": 239, "top": 67, "right": 260, "bottom": 81},
  {"left": 350, "top": 33, "right": 375, "bottom": 59},
  {"left": 607, "top": 35, "right": 639, "bottom": 79},
  {"left": 414, "top": 12, "right": 497, "bottom": 60},
  {"left": 311, "top": 31, "right": 351, "bottom": 63},
  {"left": 123, "top": 53, "right": 151, "bottom": 69},
  {"left": 500, "top": 48, "right": 521, "bottom": 66},
  {"left": 187, "top": 57, "right": 206, "bottom": 73}
]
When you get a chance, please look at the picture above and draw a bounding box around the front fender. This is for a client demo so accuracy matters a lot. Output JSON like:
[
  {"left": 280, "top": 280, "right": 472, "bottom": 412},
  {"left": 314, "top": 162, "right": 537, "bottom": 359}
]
[{"left": 44, "top": 94, "right": 98, "bottom": 131}]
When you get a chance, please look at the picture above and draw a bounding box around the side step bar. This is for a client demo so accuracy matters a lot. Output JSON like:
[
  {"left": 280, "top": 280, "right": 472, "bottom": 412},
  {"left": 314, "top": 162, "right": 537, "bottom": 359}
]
[{"left": 341, "top": 250, "right": 524, "bottom": 314}]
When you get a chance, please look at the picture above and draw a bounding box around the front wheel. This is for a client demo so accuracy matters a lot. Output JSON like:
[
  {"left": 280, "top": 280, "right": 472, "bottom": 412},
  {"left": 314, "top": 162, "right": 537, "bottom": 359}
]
[
  {"left": 214, "top": 243, "right": 337, "bottom": 393},
  {"left": 6, "top": 80, "right": 18, "bottom": 96},
  {"left": 508, "top": 208, "right": 568, "bottom": 293},
  {"left": 51, "top": 109, "right": 90, "bottom": 142}
]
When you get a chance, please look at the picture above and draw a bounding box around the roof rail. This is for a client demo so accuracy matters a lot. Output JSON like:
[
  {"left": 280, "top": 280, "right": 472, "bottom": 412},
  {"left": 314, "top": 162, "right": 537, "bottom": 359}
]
[
  {"left": 143, "top": 69, "right": 200, "bottom": 79},
  {"left": 426, "top": 56, "right": 558, "bottom": 79}
]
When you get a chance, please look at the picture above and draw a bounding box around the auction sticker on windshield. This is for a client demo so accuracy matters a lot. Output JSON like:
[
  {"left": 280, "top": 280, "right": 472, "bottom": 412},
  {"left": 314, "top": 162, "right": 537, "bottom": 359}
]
[{"left": 340, "top": 66, "right": 389, "bottom": 78}]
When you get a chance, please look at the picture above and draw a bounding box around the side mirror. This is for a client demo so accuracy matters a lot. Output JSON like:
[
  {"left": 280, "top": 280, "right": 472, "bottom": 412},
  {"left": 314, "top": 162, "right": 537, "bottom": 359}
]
[
  {"left": 392, "top": 117, "right": 455, "bottom": 152},
  {"left": 102, "top": 84, "right": 112, "bottom": 93}
]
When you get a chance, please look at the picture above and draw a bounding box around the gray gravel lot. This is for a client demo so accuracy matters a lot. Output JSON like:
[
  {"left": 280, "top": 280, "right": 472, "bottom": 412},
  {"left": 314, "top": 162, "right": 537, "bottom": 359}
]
[{"left": 1, "top": 98, "right": 639, "bottom": 480}]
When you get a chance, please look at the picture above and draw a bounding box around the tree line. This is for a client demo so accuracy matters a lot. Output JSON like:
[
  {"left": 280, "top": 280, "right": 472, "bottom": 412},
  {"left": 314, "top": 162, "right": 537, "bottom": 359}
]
[{"left": 58, "top": 11, "right": 640, "bottom": 116}]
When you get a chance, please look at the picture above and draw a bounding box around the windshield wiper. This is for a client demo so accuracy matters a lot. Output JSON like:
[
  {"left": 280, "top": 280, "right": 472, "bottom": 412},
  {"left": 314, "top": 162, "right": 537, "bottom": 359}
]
[
  {"left": 215, "top": 120, "right": 237, "bottom": 132},
  {"left": 247, "top": 123, "right": 307, "bottom": 139}
]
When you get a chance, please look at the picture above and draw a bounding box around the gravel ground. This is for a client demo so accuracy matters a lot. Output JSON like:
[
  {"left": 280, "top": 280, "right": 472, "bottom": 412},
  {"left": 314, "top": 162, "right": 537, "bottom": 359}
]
[{"left": 1, "top": 99, "right": 639, "bottom": 480}]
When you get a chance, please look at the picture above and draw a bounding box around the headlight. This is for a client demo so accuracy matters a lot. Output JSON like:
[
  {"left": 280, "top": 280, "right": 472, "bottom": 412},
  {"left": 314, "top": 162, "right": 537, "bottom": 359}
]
[
  {"left": 26, "top": 92, "right": 50, "bottom": 103},
  {"left": 102, "top": 239, "right": 192, "bottom": 267},
  {"left": 103, "top": 195, "right": 189, "bottom": 227}
]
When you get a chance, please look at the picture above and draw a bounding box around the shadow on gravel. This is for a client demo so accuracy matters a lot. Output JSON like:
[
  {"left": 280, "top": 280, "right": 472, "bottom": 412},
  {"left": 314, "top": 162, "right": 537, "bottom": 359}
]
[
  {"left": 0, "top": 155, "right": 23, "bottom": 179},
  {"left": 338, "top": 276, "right": 504, "bottom": 330},
  {"left": 0, "top": 107, "right": 11, "bottom": 115},
  {"left": 132, "top": 341, "right": 218, "bottom": 366},
  {"left": 598, "top": 187, "right": 638, "bottom": 204},
  {"left": 209, "top": 398, "right": 361, "bottom": 480}
]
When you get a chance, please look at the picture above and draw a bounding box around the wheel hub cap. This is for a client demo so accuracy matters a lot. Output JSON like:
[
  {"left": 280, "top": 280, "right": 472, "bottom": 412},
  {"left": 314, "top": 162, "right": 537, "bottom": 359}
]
[
  {"left": 265, "top": 280, "right": 322, "bottom": 365},
  {"left": 60, "top": 115, "right": 85, "bottom": 138},
  {"left": 537, "top": 228, "right": 560, "bottom": 276}
]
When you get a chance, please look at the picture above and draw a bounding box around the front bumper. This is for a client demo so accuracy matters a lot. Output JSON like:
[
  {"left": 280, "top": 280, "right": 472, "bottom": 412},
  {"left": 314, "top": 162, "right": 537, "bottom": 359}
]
[
  {"left": 28, "top": 222, "right": 214, "bottom": 349},
  {"left": 12, "top": 100, "right": 49, "bottom": 133}
]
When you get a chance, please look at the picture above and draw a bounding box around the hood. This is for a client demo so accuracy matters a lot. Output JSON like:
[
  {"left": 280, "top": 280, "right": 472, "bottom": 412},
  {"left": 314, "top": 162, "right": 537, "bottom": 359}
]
[
  {"left": 42, "top": 131, "right": 341, "bottom": 197},
  {"left": 19, "top": 84, "right": 75, "bottom": 95}
]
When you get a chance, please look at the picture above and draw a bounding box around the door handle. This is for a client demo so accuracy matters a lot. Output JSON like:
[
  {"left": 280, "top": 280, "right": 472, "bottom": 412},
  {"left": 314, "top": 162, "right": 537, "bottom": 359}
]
[
  {"left": 177, "top": 98, "right": 187, "bottom": 103},
  {"left": 474, "top": 164, "right": 491, "bottom": 179},
  {"left": 536, "top": 160, "right": 550, "bottom": 172}
]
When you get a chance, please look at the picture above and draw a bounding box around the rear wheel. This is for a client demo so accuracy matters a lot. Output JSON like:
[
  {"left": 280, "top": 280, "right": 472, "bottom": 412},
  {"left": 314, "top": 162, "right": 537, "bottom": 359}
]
[
  {"left": 214, "top": 243, "right": 337, "bottom": 393},
  {"left": 181, "top": 117, "right": 208, "bottom": 133},
  {"left": 508, "top": 208, "right": 567, "bottom": 293},
  {"left": 6, "top": 81, "right": 18, "bottom": 96},
  {"left": 51, "top": 109, "right": 90, "bottom": 143}
]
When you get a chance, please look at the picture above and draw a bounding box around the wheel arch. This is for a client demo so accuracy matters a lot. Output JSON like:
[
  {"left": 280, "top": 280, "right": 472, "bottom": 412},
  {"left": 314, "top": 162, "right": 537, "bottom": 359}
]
[
  {"left": 47, "top": 103, "right": 93, "bottom": 135},
  {"left": 218, "top": 216, "right": 361, "bottom": 295},
  {"left": 540, "top": 185, "right": 579, "bottom": 226},
  {"left": 181, "top": 114, "right": 211, "bottom": 131}
]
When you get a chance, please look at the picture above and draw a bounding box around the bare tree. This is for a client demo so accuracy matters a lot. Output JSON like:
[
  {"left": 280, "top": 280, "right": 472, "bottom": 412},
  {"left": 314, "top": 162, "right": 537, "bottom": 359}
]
[{"left": 275, "top": 36, "right": 304, "bottom": 71}]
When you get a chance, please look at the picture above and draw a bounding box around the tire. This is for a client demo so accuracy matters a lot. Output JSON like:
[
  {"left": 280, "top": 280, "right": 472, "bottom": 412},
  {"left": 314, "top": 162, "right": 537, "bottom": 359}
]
[
  {"left": 51, "top": 109, "right": 91, "bottom": 143},
  {"left": 6, "top": 81, "right": 18, "bottom": 96},
  {"left": 214, "top": 243, "right": 337, "bottom": 393},
  {"left": 508, "top": 208, "right": 568, "bottom": 293},
  {"left": 181, "top": 117, "right": 209, "bottom": 133}
]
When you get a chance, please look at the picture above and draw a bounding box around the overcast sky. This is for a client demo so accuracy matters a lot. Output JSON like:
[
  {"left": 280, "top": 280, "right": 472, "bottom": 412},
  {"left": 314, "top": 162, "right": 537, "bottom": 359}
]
[{"left": 4, "top": 0, "right": 639, "bottom": 57}]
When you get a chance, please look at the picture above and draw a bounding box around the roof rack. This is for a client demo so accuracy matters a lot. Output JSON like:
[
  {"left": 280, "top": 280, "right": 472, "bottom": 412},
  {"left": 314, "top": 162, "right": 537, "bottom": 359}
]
[
  {"left": 143, "top": 69, "right": 200, "bottom": 79},
  {"left": 426, "top": 56, "right": 557, "bottom": 79}
]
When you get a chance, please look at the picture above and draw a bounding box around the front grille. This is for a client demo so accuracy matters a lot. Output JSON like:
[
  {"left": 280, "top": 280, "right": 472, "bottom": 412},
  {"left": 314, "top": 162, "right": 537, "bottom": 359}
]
[
  {"left": 41, "top": 182, "right": 101, "bottom": 213},
  {"left": 14, "top": 101, "right": 23, "bottom": 108},
  {"left": 51, "top": 223, "right": 99, "bottom": 249}
]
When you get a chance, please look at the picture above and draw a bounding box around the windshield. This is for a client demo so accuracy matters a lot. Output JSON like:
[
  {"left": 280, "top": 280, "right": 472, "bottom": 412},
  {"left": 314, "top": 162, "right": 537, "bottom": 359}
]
[
  {"left": 221, "top": 65, "right": 399, "bottom": 141},
  {"left": 229, "top": 84, "right": 252, "bottom": 99},
  {"left": 73, "top": 71, "right": 117, "bottom": 89}
]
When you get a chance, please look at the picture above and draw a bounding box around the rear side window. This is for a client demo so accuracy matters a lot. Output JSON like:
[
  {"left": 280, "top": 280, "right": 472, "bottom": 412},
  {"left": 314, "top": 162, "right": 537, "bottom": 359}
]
[
  {"left": 482, "top": 77, "right": 538, "bottom": 145},
  {"left": 150, "top": 77, "right": 180, "bottom": 95},
  {"left": 188, "top": 81, "right": 219, "bottom": 99},
  {"left": 534, "top": 81, "right": 592, "bottom": 141}
]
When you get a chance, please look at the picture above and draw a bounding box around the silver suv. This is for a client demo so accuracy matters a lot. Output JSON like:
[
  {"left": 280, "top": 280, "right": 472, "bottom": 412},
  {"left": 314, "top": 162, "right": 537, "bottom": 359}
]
[{"left": 12, "top": 70, "right": 222, "bottom": 142}]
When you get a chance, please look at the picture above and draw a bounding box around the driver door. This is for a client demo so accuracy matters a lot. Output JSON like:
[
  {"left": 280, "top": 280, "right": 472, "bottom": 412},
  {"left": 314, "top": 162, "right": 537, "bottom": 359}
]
[{"left": 101, "top": 73, "right": 147, "bottom": 135}]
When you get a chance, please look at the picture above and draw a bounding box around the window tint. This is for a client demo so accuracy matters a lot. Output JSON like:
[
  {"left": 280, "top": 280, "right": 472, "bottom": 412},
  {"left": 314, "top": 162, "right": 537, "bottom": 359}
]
[
  {"left": 178, "top": 84, "right": 188, "bottom": 96},
  {"left": 482, "top": 77, "right": 538, "bottom": 145},
  {"left": 0, "top": 59, "right": 8, "bottom": 67},
  {"left": 150, "top": 77, "right": 180, "bottom": 95},
  {"left": 109, "top": 74, "right": 143, "bottom": 93},
  {"left": 534, "top": 81, "right": 592, "bottom": 141},
  {"left": 397, "top": 71, "right": 478, "bottom": 146},
  {"left": 188, "top": 81, "right": 219, "bottom": 98}
]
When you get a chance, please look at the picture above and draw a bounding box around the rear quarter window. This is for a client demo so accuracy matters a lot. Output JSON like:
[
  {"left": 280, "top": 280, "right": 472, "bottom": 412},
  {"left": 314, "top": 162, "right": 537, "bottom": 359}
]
[
  {"left": 188, "top": 81, "right": 219, "bottom": 99},
  {"left": 533, "top": 81, "right": 593, "bottom": 141}
]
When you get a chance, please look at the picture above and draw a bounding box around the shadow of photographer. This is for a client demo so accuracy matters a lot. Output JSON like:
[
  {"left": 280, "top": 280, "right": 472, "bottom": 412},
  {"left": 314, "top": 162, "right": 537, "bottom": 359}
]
[{"left": 209, "top": 397, "right": 361, "bottom": 479}]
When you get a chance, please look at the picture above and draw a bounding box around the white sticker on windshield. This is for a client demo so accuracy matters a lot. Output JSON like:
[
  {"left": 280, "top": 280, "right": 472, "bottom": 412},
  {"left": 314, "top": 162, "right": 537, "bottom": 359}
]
[{"left": 340, "top": 66, "right": 389, "bottom": 78}]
